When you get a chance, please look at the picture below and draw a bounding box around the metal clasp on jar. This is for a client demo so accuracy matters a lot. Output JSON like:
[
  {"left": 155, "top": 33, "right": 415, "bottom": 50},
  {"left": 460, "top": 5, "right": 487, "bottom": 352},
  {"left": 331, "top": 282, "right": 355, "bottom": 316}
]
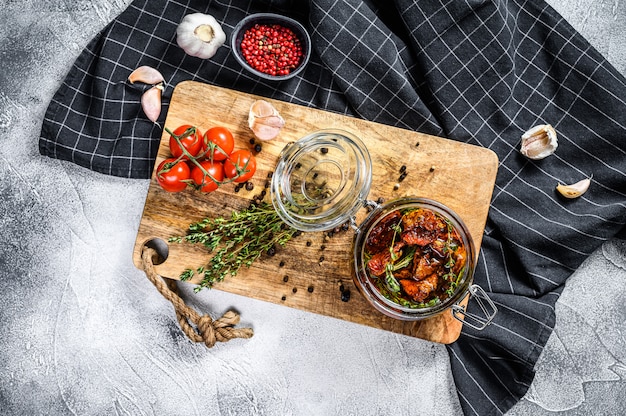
[
  {"left": 351, "top": 199, "right": 383, "bottom": 233},
  {"left": 451, "top": 284, "right": 497, "bottom": 330}
]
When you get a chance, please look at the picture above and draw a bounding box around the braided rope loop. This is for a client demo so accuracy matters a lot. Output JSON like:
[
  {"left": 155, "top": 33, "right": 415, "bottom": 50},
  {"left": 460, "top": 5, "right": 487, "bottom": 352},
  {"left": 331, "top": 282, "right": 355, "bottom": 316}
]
[{"left": 141, "top": 246, "right": 254, "bottom": 347}]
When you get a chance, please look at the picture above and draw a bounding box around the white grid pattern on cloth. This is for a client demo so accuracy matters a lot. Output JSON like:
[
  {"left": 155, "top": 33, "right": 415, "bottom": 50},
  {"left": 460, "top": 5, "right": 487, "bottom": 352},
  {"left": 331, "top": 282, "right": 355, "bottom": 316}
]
[
  {"left": 309, "top": 0, "right": 443, "bottom": 132},
  {"left": 39, "top": 0, "right": 626, "bottom": 415}
]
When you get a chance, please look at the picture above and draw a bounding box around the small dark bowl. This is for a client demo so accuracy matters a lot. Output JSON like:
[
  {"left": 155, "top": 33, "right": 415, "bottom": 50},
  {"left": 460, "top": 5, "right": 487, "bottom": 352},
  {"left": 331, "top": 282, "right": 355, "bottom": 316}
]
[{"left": 231, "top": 13, "right": 311, "bottom": 81}]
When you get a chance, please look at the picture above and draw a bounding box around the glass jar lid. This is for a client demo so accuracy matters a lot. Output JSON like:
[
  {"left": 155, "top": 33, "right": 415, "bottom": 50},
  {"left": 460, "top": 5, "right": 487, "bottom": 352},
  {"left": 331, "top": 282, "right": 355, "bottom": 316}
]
[{"left": 270, "top": 129, "right": 372, "bottom": 232}]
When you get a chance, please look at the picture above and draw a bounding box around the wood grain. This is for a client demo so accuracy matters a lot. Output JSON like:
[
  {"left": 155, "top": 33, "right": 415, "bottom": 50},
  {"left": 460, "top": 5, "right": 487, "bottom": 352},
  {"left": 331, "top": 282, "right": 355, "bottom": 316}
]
[{"left": 132, "top": 81, "right": 498, "bottom": 344}]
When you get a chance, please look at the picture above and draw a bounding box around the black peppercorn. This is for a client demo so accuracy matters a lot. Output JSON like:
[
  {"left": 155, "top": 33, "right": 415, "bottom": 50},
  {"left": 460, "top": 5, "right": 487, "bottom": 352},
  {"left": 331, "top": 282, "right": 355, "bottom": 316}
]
[
  {"left": 307, "top": 286, "right": 314, "bottom": 293},
  {"left": 292, "top": 287, "right": 297, "bottom": 293},
  {"left": 279, "top": 260, "right": 285, "bottom": 267},
  {"left": 267, "top": 246, "right": 276, "bottom": 256},
  {"left": 281, "top": 295, "right": 287, "bottom": 301},
  {"left": 254, "top": 143, "right": 262, "bottom": 153},
  {"left": 283, "top": 275, "right": 289, "bottom": 282},
  {"left": 399, "top": 165, "right": 406, "bottom": 173},
  {"left": 306, "top": 240, "right": 312, "bottom": 247},
  {"left": 339, "top": 282, "right": 350, "bottom": 301},
  {"left": 249, "top": 138, "right": 256, "bottom": 144},
  {"left": 320, "top": 147, "right": 328, "bottom": 154},
  {"left": 245, "top": 182, "right": 254, "bottom": 191}
]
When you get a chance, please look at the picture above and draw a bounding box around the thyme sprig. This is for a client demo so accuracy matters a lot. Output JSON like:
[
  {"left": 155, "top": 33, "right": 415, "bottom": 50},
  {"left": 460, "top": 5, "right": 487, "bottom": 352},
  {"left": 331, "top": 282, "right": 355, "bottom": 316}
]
[
  {"left": 383, "top": 222, "right": 404, "bottom": 293},
  {"left": 169, "top": 202, "right": 299, "bottom": 292}
]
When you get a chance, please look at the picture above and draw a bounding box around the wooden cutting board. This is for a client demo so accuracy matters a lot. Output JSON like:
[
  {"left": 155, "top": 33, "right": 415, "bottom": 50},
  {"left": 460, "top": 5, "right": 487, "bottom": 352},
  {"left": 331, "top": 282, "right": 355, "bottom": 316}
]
[{"left": 132, "top": 81, "right": 498, "bottom": 344}]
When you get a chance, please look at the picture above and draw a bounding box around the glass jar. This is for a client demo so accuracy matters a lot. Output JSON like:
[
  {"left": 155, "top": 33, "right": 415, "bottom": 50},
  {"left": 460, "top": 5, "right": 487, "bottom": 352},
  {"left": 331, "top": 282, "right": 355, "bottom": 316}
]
[
  {"left": 353, "top": 197, "right": 496, "bottom": 328},
  {"left": 271, "top": 129, "right": 496, "bottom": 329},
  {"left": 271, "top": 129, "right": 372, "bottom": 231}
]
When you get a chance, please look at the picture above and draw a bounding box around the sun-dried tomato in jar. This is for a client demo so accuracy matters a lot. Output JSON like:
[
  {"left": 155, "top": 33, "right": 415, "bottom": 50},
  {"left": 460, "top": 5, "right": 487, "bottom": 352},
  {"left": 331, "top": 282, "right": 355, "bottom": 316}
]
[{"left": 364, "top": 207, "right": 468, "bottom": 308}]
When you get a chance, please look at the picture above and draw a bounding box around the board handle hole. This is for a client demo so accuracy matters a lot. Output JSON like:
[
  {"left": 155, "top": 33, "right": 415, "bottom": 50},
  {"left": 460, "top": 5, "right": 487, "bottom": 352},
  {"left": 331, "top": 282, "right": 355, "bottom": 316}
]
[{"left": 143, "top": 238, "right": 169, "bottom": 265}]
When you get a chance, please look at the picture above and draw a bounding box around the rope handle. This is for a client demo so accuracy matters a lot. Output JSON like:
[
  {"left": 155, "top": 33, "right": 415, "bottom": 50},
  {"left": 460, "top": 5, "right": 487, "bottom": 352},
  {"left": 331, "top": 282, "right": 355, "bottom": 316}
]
[{"left": 141, "top": 246, "right": 254, "bottom": 347}]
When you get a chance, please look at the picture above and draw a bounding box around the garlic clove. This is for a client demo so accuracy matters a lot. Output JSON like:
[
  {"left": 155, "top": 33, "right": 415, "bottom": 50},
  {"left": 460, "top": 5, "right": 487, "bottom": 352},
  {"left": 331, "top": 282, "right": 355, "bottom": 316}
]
[
  {"left": 556, "top": 177, "right": 591, "bottom": 199},
  {"left": 141, "top": 83, "right": 163, "bottom": 122},
  {"left": 520, "top": 124, "right": 558, "bottom": 160},
  {"left": 249, "top": 99, "right": 277, "bottom": 118},
  {"left": 248, "top": 100, "right": 285, "bottom": 141},
  {"left": 128, "top": 66, "right": 165, "bottom": 85}
]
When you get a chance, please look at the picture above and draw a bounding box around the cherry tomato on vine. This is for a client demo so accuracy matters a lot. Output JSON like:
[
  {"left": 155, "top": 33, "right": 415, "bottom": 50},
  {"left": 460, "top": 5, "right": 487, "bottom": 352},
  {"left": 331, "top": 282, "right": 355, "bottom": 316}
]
[
  {"left": 191, "top": 160, "right": 224, "bottom": 193},
  {"left": 156, "top": 158, "right": 191, "bottom": 192},
  {"left": 169, "top": 124, "right": 203, "bottom": 159},
  {"left": 224, "top": 149, "right": 257, "bottom": 183},
  {"left": 203, "top": 127, "right": 234, "bottom": 161}
]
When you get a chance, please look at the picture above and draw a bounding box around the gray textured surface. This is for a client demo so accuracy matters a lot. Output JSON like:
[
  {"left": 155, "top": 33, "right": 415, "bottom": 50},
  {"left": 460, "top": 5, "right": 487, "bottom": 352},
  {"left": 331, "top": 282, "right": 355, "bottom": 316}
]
[{"left": 0, "top": 0, "right": 624, "bottom": 414}]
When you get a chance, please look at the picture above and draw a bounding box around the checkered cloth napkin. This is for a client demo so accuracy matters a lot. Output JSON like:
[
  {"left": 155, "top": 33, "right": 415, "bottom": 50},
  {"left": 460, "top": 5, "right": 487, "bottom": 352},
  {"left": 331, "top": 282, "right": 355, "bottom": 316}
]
[{"left": 39, "top": 0, "right": 626, "bottom": 414}]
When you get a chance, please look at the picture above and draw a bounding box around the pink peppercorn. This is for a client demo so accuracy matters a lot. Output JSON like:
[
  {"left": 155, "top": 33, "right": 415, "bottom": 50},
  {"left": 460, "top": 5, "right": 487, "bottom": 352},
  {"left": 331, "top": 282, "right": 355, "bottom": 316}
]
[{"left": 240, "top": 23, "right": 304, "bottom": 76}]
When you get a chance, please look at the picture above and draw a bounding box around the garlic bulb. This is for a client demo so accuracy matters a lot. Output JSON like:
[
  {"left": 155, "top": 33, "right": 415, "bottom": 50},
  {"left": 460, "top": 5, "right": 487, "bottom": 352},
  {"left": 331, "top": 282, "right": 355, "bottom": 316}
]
[
  {"left": 556, "top": 177, "right": 591, "bottom": 199},
  {"left": 520, "top": 124, "right": 558, "bottom": 160},
  {"left": 248, "top": 100, "right": 285, "bottom": 141},
  {"left": 176, "top": 13, "right": 226, "bottom": 59}
]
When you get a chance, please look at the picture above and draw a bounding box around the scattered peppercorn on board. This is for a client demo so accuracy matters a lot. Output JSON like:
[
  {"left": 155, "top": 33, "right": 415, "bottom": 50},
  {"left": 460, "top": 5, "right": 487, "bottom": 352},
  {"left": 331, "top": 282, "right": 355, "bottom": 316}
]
[{"left": 132, "top": 81, "right": 498, "bottom": 344}]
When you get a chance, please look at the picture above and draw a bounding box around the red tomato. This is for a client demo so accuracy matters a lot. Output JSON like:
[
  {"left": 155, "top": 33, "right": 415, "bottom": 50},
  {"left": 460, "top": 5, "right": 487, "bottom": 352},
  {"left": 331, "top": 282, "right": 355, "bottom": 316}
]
[
  {"left": 224, "top": 150, "right": 257, "bottom": 183},
  {"left": 203, "top": 127, "right": 234, "bottom": 161},
  {"left": 191, "top": 160, "right": 224, "bottom": 193},
  {"left": 169, "top": 125, "right": 202, "bottom": 159},
  {"left": 156, "top": 158, "right": 191, "bottom": 192}
]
